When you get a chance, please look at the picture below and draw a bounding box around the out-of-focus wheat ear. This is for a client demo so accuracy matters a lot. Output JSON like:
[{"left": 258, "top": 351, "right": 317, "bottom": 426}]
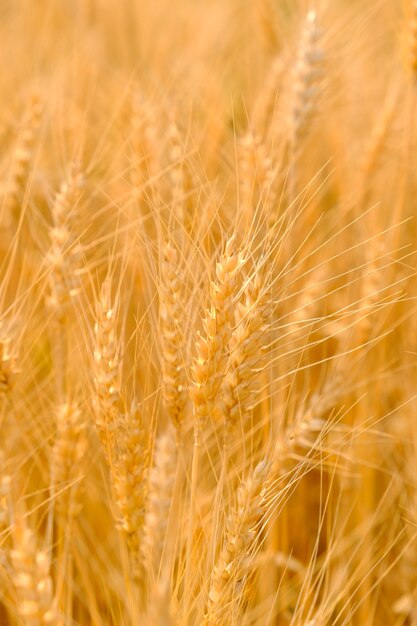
[
  {"left": 167, "top": 116, "right": 194, "bottom": 234},
  {"left": 273, "top": 399, "right": 329, "bottom": 474},
  {"left": 253, "top": 54, "right": 284, "bottom": 136},
  {"left": 145, "top": 578, "right": 175, "bottom": 626},
  {"left": 93, "top": 277, "right": 124, "bottom": 463},
  {"left": 409, "top": 1, "right": 417, "bottom": 76},
  {"left": 238, "top": 131, "right": 276, "bottom": 236},
  {"left": 131, "top": 92, "right": 158, "bottom": 236},
  {"left": 203, "top": 460, "right": 270, "bottom": 626},
  {"left": 290, "top": 9, "right": 324, "bottom": 150},
  {"left": 51, "top": 402, "right": 87, "bottom": 520},
  {"left": 190, "top": 238, "right": 245, "bottom": 440},
  {"left": 160, "top": 241, "right": 188, "bottom": 437},
  {"left": 220, "top": 273, "right": 270, "bottom": 440},
  {"left": 0, "top": 453, "right": 11, "bottom": 541},
  {"left": 142, "top": 427, "right": 177, "bottom": 582},
  {"left": 254, "top": 0, "right": 280, "bottom": 55},
  {"left": 3, "top": 93, "right": 43, "bottom": 229},
  {"left": 0, "top": 327, "right": 19, "bottom": 398},
  {"left": 112, "top": 403, "right": 148, "bottom": 582},
  {"left": 355, "top": 238, "right": 387, "bottom": 349},
  {"left": 10, "top": 518, "right": 59, "bottom": 626},
  {"left": 47, "top": 162, "right": 84, "bottom": 321},
  {"left": 359, "top": 87, "right": 399, "bottom": 209},
  {"left": 288, "top": 265, "right": 327, "bottom": 337},
  {"left": 46, "top": 163, "right": 84, "bottom": 400}
]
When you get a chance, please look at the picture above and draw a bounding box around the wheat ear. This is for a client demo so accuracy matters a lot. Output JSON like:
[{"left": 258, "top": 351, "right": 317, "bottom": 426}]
[
  {"left": 0, "top": 326, "right": 18, "bottom": 398},
  {"left": 145, "top": 579, "right": 175, "bottom": 626},
  {"left": 220, "top": 273, "right": 270, "bottom": 438},
  {"left": 0, "top": 453, "right": 10, "bottom": 540},
  {"left": 47, "top": 162, "right": 84, "bottom": 322},
  {"left": 93, "top": 278, "right": 124, "bottom": 462},
  {"left": 112, "top": 403, "right": 148, "bottom": 581},
  {"left": 51, "top": 402, "right": 87, "bottom": 519},
  {"left": 410, "top": 1, "right": 417, "bottom": 76},
  {"left": 131, "top": 92, "right": 158, "bottom": 236},
  {"left": 239, "top": 131, "right": 276, "bottom": 232},
  {"left": 185, "top": 239, "right": 244, "bottom": 618},
  {"left": 255, "top": 0, "right": 279, "bottom": 54},
  {"left": 142, "top": 427, "right": 177, "bottom": 582},
  {"left": 204, "top": 460, "right": 270, "bottom": 626},
  {"left": 94, "top": 279, "right": 148, "bottom": 579},
  {"left": 191, "top": 238, "right": 245, "bottom": 439},
  {"left": 253, "top": 54, "right": 284, "bottom": 136},
  {"left": 167, "top": 116, "right": 194, "bottom": 231},
  {"left": 160, "top": 241, "right": 188, "bottom": 435},
  {"left": 4, "top": 94, "right": 43, "bottom": 228},
  {"left": 290, "top": 10, "right": 324, "bottom": 148},
  {"left": 10, "top": 518, "right": 58, "bottom": 626}
]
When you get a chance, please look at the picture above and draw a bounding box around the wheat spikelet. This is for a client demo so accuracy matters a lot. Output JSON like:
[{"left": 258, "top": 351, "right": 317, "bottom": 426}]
[
  {"left": 142, "top": 427, "right": 177, "bottom": 581},
  {"left": 290, "top": 10, "right": 324, "bottom": 146},
  {"left": 191, "top": 239, "right": 245, "bottom": 437},
  {"left": 204, "top": 460, "right": 269, "bottom": 625},
  {"left": 4, "top": 94, "right": 43, "bottom": 228},
  {"left": 51, "top": 402, "right": 87, "bottom": 518},
  {"left": 160, "top": 241, "right": 188, "bottom": 433},
  {"left": 10, "top": 519, "right": 58, "bottom": 626}
]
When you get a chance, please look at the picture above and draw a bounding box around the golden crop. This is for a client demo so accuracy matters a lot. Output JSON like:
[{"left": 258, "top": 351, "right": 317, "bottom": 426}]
[{"left": 0, "top": 1, "right": 416, "bottom": 624}]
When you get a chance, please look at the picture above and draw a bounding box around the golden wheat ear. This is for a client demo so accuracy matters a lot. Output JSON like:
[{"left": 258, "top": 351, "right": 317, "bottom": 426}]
[
  {"left": 93, "top": 277, "right": 124, "bottom": 461},
  {"left": 112, "top": 402, "right": 148, "bottom": 582},
  {"left": 0, "top": 327, "right": 18, "bottom": 397},
  {"left": 290, "top": 9, "right": 324, "bottom": 149},
  {"left": 190, "top": 238, "right": 245, "bottom": 439},
  {"left": 203, "top": 460, "right": 270, "bottom": 626},
  {"left": 159, "top": 240, "right": 188, "bottom": 436},
  {"left": 51, "top": 402, "right": 87, "bottom": 520},
  {"left": 4, "top": 93, "right": 43, "bottom": 229},
  {"left": 142, "top": 426, "right": 177, "bottom": 583},
  {"left": 10, "top": 516, "right": 58, "bottom": 626}
]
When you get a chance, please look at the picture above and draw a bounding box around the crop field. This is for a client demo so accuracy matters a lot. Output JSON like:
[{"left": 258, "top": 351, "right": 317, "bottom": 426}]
[{"left": 0, "top": 1, "right": 416, "bottom": 624}]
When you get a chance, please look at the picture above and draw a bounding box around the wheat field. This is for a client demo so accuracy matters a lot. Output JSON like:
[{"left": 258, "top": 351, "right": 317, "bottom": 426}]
[{"left": 0, "top": 0, "right": 416, "bottom": 624}]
